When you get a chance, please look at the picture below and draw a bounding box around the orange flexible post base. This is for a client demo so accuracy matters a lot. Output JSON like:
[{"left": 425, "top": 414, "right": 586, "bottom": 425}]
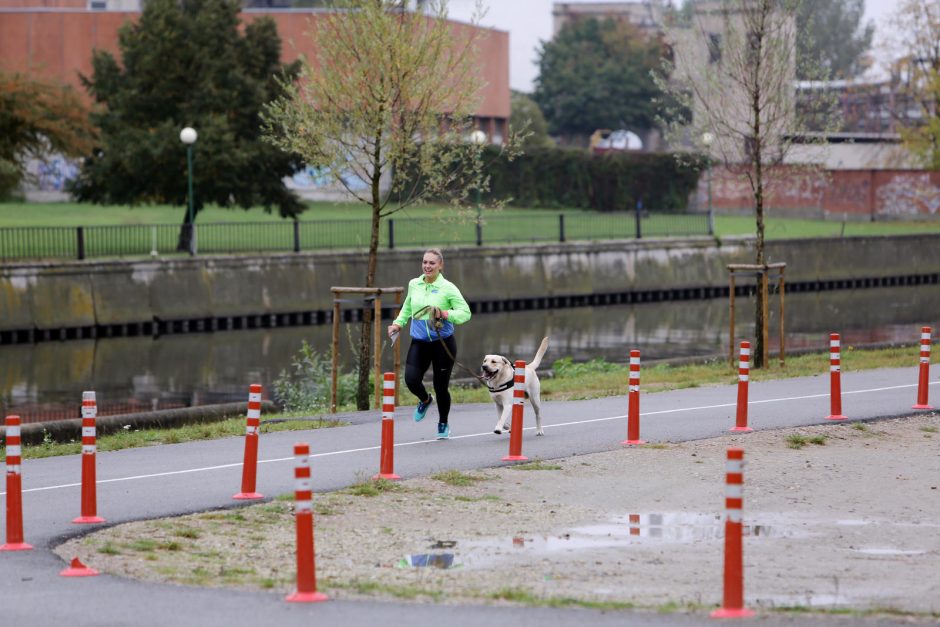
[{"left": 60, "top": 557, "right": 99, "bottom": 577}]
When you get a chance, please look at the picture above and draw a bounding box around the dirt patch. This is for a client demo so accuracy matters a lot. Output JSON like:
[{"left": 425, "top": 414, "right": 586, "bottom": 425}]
[{"left": 57, "top": 413, "right": 940, "bottom": 617}]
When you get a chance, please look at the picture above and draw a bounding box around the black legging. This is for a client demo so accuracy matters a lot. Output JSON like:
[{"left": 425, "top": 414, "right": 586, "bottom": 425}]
[{"left": 404, "top": 336, "right": 456, "bottom": 424}]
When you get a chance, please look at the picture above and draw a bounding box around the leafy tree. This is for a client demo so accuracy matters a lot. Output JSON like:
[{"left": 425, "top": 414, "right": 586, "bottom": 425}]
[
  {"left": 262, "top": 0, "right": 523, "bottom": 409},
  {"left": 510, "top": 91, "right": 553, "bottom": 149},
  {"left": 886, "top": 0, "right": 940, "bottom": 169},
  {"left": 533, "top": 17, "right": 671, "bottom": 139},
  {"left": 796, "top": 0, "right": 873, "bottom": 79},
  {"left": 71, "top": 0, "right": 304, "bottom": 248},
  {"left": 0, "top": 71, "right": 96, "bottom": 199},
  {"left": 656, "top": 0, "right": 838, "bottom": 368}
]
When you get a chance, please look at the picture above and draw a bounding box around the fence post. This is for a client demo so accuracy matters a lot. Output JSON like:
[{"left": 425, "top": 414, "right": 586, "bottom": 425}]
[
  {"left": 388, "top": 219, "right": 394, "bottom": 250},
  {"left": 76, "top": 226, "right": 85, "bottom": 260},
  {"left": 293, "top": 221, "right": 301, "bottom": 253},
  {"left": 634, "top": 201, "right": 642, "bottom": 239},
  {"left": 559, "top": 214, "right": 566, "bottom": 243}
]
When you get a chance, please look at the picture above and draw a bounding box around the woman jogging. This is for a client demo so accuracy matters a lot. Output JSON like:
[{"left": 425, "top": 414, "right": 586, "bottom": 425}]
[{"left": 387, "top": 248, "right": 471, "bottom": 440}]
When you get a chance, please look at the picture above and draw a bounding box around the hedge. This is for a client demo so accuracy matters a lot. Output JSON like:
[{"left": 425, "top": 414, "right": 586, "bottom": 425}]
[{"left": 482, "top": 147, "right": 703, "bottom": 212}]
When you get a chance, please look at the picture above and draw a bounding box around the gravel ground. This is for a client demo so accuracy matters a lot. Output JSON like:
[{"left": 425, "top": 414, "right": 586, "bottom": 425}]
[{"left": 57, "top": 412, "right": 940, "bottom": 619}]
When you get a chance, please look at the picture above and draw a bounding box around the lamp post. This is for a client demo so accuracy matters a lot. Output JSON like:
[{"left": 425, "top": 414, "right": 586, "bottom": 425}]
[
  {"left": 470, "top": 129, "right": 487, "bottom": 246},
  {"left": 179, "top": 126, "right": 198, "bottom": 255},
  {"left": 702, "top": 131, "right": 715, "bottom": 236}
]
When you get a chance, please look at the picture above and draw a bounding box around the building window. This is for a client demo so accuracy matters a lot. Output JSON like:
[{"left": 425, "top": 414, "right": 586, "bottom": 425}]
[{"left": 88, "top": 0, "right": 107, "bottom": 8}]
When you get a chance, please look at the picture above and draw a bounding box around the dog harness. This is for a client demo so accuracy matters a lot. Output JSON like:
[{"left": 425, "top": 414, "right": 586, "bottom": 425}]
[{"left": 486, "top": 379, "right": 514, "bottom": 393}]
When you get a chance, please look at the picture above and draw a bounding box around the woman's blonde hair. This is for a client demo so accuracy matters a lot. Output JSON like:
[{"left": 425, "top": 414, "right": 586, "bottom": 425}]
[{"left": 424, "top": 248, "right": 444, "bottom": 264}]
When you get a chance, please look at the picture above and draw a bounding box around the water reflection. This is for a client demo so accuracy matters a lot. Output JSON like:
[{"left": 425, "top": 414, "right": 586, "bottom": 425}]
[
  {"left": 459, "top": 512, "right": 793, "bottom": 568},
  {"left": 1, "top": 286, "right": 937, "bottom": 422}
]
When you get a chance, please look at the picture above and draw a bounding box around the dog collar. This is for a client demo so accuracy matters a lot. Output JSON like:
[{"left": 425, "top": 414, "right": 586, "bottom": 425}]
[{"left": 486, "top": 380, "right": 514, "bottom": 393}]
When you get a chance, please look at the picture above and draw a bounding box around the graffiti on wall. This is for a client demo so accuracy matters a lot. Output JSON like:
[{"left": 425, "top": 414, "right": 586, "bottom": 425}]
[
  {"left": 289, "top": 165, "right": 369, "bottom": 193},
  {"left": 876, "top": 173, "right": 940, "bottom": 217},
  {"left": 25, "top": 156, "right": 79, "bottom": 192}
]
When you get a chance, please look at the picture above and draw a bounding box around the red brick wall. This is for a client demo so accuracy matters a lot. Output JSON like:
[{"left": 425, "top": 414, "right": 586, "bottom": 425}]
[{"left": 706, "top": 166, "right": 940, "bottom": 219}]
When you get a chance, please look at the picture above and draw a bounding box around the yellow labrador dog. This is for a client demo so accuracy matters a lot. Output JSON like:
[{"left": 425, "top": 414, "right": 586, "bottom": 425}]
[{"left": 480, "top": 337, "right": 549, "bottom": 436}]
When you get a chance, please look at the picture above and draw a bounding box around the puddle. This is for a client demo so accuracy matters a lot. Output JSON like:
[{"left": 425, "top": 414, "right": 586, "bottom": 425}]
[
  {"left": 457, "top": 512, "right": 794, "bottom": 567},
  {"left": 852, "top": 548, "right": 926, "bottom": 556},
  {"left": 762, "top": 594, "right": 851, "bottom": 608},
  {"left": 397, "top": 553, "right": 457, "bottom": 569}
]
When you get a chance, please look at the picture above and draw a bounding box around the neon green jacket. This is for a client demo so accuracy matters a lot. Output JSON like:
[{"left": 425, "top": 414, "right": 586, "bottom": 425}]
[{"left": 393, "top": 273, "right": 471, "bottom": 341}]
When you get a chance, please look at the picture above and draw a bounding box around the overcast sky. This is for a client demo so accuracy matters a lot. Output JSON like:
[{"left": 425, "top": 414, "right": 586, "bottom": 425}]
[{"left": 445, "top": 0, "right": 903, "bottom": 93}]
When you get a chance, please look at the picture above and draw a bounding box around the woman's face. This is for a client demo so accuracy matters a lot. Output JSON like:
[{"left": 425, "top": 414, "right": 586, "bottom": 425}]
[{"left": 422, "top": 253, "right": 442, "bottom": 280}]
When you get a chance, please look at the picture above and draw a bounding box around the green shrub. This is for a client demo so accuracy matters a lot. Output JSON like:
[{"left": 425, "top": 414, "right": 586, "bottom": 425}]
[
  {"left": 273, "top": 340, "right": 357, "bottom": 413},
  {"left": 484, "top": 147, "right": 703, "bottom": 212},
  {"left": 551, "top": 356, "right": 623, "bottom": 378}
]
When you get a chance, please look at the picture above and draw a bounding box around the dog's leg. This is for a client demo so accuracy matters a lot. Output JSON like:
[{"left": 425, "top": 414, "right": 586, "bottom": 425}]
[
  {"left": 529, "top": 378, "right": 544, "bottom": 436},
  {"left": 493, "top": 399, "right": 506, "bottom": 434},
  {"left": 494, "top": 402, "right": 512, "bottom": 435}
]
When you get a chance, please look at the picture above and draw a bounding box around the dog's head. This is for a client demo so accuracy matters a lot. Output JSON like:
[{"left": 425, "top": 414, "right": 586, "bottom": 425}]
[{"left": 480, "top": 354, "right": 512, "bottom": 383}]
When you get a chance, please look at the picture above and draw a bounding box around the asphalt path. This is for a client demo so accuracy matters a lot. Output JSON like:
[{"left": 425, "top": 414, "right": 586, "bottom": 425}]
[{"left": 2, "top": 367, "right": 936, "bottom": 627}]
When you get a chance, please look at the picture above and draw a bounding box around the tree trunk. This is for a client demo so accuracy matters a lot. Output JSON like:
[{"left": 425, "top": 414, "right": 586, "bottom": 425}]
[
  {"left": 753, "top": 166, "right": 767, "bottom": 368},
  {"left": 355, "top": 141, "right": 384, "bottom": 410},
  {"left": 750, "top": 7, "right": 767, "bottom": 369},
  {"left": 355, "top": 204, "right": 381, "bottom": 411},
  {"left": 175, "top": 205, "right": 194, "bottom": 253}
]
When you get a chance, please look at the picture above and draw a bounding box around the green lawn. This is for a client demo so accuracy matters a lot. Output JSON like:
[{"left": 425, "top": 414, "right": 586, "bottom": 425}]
[
  {"left": 2, "top": 201, "right": 939, "bottom": 237},
  {"left": 0, "top": 201, "right": 591, "bottom": 226},
  {"left": 715, "top": 215, "right": 940, "bottom": 239},
  {"left": 0, "top": 201, "right": 707, "bottom": 258},
  {"left": 0, "top": 202, "right": 938, "bottom": 260}
]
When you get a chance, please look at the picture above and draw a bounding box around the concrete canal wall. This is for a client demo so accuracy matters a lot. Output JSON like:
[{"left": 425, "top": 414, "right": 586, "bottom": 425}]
[{"left": 1, "top": 234, "right": 939, "bottom": 342}]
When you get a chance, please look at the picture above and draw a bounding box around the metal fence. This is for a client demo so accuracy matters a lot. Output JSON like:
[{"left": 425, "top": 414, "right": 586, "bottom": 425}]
[{"left": 0, "top": 212, "right": 711, "bottom": 261}]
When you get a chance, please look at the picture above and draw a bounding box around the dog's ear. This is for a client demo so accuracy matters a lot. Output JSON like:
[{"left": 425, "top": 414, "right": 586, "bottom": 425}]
[{"left": 502, "top": 357, "right": 511, "bottom": 367}]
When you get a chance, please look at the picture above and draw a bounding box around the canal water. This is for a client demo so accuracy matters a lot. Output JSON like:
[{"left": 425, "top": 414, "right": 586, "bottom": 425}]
[{"left": 1, "top": 285, "right": 937, "bottom": 423}]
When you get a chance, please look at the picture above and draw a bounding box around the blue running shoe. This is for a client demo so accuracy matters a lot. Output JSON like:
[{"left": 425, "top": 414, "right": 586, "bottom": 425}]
[
  {"left": 414, "top": 395, "right": 432, "bottom": 422},
  {"left": 436, "top": 422, "right": 450, "bottom": 440}
]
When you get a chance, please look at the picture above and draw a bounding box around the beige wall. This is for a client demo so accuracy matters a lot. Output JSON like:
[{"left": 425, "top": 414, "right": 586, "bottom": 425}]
[{"left": 3, "top": 235, "right": 940, "bottom": 333}]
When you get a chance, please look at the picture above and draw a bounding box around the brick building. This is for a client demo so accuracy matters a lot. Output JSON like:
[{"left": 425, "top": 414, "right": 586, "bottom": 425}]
[{"left": 0, "top": 0, "right": 510, "bottom": 142}]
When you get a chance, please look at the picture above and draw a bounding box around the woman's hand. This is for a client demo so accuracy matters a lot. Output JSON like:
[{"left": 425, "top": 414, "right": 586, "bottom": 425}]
[{"left": 387, "top": 323, "right": 401, "bottom": 339}]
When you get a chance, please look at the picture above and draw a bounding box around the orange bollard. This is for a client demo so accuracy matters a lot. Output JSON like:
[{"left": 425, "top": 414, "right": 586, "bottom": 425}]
[
  {"left": 731, "top": 341, "right": 753, "bottom": 433},
  {"left": 374, "top": 372, "right": 401, "bottom": 480},
  {"left": 73, "top": 392, "right": 105, "bottom": 524},
  {"left": 502, "top": 360, "right": 528, "bottom": 461},
  {"left": 233, "top": 384, "right": 264, "bottom": 500},
  {"left": 621, "top": 350, "right": 646, "bottom": 445},
  {"left": 913, "top": 326, "right": 933, "bottom": 410},
  {"left": 1, "top": 415, "right": 32, "bottom": 551},
  {"left": 285, "top": 443, "right": 328, "bottom": 603},
  {"left": 710, "top": 448, "right": 754, "bottom": 619},
  {"left": 825, "top": 333, "right": 847, "bottom": 421}
]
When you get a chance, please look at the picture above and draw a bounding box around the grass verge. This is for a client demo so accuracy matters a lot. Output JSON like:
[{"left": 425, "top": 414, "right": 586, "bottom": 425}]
[
  {"left": 3, "top": 412, "right": 346, "bottom": 462},
  {"left": 450, "top": 344, "right": 924, "bottom": 404}
]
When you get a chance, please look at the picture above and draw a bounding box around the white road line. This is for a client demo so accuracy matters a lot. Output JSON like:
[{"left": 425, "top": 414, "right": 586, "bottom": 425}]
[{"left": 6, "top": 380, "right": 935, "bottom": 496}]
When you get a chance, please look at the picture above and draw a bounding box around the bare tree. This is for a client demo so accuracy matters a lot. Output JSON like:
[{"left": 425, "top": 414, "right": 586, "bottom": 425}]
[
  {"left": 656, "top": 0, "right": 835, "bottom": 367},
  {"left": 262, "top": 0, "right": 521, "bottom": 408},
  {"left": 883, "top": 0, "right": 940, "bottom": 168}
]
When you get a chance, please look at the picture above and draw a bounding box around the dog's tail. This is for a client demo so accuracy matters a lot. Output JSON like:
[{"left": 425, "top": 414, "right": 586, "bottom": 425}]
[{"left": 529, "top": 337, "right": 550, "bottom": 371}]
